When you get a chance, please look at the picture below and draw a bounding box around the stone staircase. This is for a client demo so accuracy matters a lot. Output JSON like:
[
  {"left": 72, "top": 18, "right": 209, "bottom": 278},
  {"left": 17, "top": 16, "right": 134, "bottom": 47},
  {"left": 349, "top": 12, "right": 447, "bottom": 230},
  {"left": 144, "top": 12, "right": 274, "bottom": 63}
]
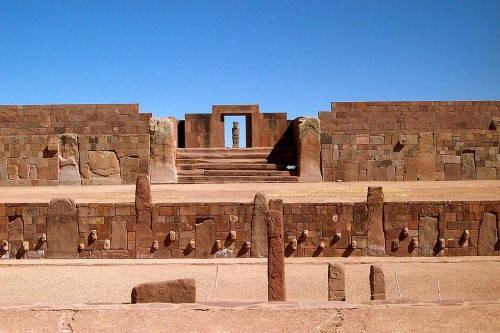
[{"left": 176, "top": 147, "right": 298, "bottom": 183}]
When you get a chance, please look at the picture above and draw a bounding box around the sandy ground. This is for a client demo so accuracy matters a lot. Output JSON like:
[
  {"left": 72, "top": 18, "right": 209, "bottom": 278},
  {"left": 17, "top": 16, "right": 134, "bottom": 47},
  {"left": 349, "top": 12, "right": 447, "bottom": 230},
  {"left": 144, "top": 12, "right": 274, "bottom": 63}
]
[
  {"left": 0, "top": 257, "right": 499, "bottom": 332},
  {"left": 0, "top": 180, "right": 499, "bottom": 204}
]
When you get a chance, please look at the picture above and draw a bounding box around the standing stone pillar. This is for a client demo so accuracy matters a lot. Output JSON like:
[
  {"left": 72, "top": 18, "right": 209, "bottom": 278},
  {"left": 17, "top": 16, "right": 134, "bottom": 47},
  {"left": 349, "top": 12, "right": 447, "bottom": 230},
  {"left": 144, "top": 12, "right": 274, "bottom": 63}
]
[
  {"left": 251, "top": 192, "right": 269, "bottom": 258},
  {"left": 232, "top": 121, "right": 240, "bottom": 148},
  {"left": 58, "top": 134, "right": 81, "bottom": 186},
  {"left": 135, "top": 174, "right": 153, "bottom": 256},
  {"left": 267, "top": 209, "right": 286, "bottom": 301},
  {"left": 328, "top": 263, "right": 346, "bottom": 301},
  {"left": 369, "top": 265, "right": 386, "bottom": 300},
  {"left": 149, "top": 117, "right": 177, "bottom": 183},
  {"left": 478, "top": 212, "right": 498, "bottom": 256},
  {"left": 294, "top": 117, "right": 322, "bottom": 182},
  {"left": 419, "top": 216, "right": 438, "bottom": 257},
  {"left": 46, "top": 198, "right": 79, "bottom": 259},
  {"left": 367, "top": 187, "right": 386, "bottom": 256}
]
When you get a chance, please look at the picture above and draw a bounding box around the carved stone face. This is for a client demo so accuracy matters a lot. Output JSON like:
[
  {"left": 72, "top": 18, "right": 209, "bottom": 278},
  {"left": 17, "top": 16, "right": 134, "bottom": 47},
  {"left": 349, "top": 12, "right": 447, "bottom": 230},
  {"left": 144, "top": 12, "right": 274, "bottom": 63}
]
[
  {"left": 301, "top": 230, "right": 309, "bottom": 239},
  {"left": 22, "top": 241, "right": 29, "bottom": 252},
  {"left": 168, "top": 231, "right": 176, "bottom": 241},
  {"left": 351, "top": 240, "right": 357, "bottom": 249},
  {"left": 392, "top": 239, "right": 400, "bottom": 249},
  {"left": 152, "top": 240, "right": 159, "bottom": 250},
  {"left": 40, "top": 234, "right": 47, "bottom": 242},
  {"left": 318, "top": 241, "right": 325, "bottom": 249},
  {"left": 291, "top": 238, "right": 298, "bottom": 250},
  {"left": 403, "top": 227, "right": 410, "bottom": 238},
  {"left": 2, "top": 240, "right": 8, "bottom": 251},
  {"left": 215, "top": 240, "right": 222, "bottom": 250},
  {"left": 412, "top": 238, "right": 419, "bottom": 247},
  {"left": 332, "top": 214, "right": 339, "bottom": 223},
  {"left": 188, "top": 239, "right": 196, "bottom": 249},
  {"left": 463, "top": 230, "right": 470, "bottom": 240},
  {"left": 438, "top": 238, "right": 446, "bottom": 250},
  {"left": 90, "top": 230, "right": 98, "bottom": 241},
  {"left": 229, "top": 230, "right": 237, "bottom": 241},
  {"left": 78, "top": 243, "right": 85, "bottom": 251},
  {"left": 243, "top": 241, "right": 251, "bottom": 249},
  {"left": 335, "top": 232, "right": 342, "bottom": 240},
  {"left": 103, "top": 239, "right": 111, "bottom": 250}
]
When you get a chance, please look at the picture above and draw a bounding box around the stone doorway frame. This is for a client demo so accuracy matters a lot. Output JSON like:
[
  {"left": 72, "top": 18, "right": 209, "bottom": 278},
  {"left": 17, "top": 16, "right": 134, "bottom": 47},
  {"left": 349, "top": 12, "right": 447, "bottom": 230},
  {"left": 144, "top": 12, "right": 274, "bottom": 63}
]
[{"left": 211, "top": 105, "right": 260, "bottom": 148}]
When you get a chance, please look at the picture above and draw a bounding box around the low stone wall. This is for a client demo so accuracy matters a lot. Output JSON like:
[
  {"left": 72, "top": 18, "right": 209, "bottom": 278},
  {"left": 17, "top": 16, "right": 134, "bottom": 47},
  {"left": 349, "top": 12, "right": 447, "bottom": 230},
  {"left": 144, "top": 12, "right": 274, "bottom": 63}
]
[
  {"left": 1, "top": 194, "right": 498, "bottom": 259},
  {"left": 320, "top": 130, "right": 499, "bottom": 182}
]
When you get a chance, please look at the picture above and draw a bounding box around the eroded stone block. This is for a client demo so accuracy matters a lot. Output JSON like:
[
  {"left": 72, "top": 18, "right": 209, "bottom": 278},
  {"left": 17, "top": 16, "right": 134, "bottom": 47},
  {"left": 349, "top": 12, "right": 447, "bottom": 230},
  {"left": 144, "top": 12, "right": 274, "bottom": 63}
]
[
  {"left": 251, "top": 192, "right": 269, "bottom": 258},
  {"left": 328, "top": 263, "right": 346, "bottom": 301},
  {"left": 131, "top": 279, "right": 196, "bottom": 304},
  {"left": 478, "top": 212, "right": 498, "bottom": 256},
  {"left": 267, "top": 209, "right": 286, "bottom": 301},
  {"left": 46, "top": 198, "right": 78, "bottom": 259},
  {"left": 369, "top": 265, "right": 386, "bottom": 300}
]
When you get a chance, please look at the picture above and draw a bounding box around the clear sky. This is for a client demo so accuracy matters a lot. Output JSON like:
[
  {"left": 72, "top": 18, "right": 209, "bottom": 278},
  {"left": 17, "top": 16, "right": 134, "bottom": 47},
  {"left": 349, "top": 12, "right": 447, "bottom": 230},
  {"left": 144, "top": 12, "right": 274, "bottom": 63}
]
[{"left": 1, "top": 0, "right": 499, "bottom": 121}]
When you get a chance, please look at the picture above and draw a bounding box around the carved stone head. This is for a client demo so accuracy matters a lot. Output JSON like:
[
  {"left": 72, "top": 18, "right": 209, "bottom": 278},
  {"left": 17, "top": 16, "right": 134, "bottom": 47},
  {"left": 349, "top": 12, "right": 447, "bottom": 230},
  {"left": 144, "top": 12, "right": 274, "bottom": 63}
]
[{"left": 103, "top": 239, "right": 111, "bottom": 250}]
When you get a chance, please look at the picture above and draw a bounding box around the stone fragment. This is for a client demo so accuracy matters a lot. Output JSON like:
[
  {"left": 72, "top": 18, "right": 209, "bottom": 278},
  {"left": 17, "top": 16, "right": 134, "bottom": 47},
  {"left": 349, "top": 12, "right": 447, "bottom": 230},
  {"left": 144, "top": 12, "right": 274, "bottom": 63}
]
[
  {"left": 290, "top": 238, "right": 298, "bottom": 250},
  {"left": 46, "top": 198, "right": 79, "bottom": 259},
  {"left": 267, "top": 210, "right": 286, "bottom": 301},
  {"left": 478, "top": 212, "right": 498, "bottom": 256},
  {"left": 300, "top": 230, "right": 309, "bottom": 241},
  {"left": 131, "top": 279, "right": 196, "bottom": 304},
  {"left": 295, "top": 117, "right": 322, "bottom": 182},
  {"left": 251, "top": 192, "right": 269, "bottom": 258},
  {"left": 88, "top": 151, "right": 121, "bottom": 185},
  {"left": 229, "top": 230, "right": 237, "bottom": 241},
  {"left": 328, "top": 263, "right": 346, "bottom": 301},
  {"left": 419, "top": 216, "right": 438, "bottom": 256},
  {"left": 369, "top": 265, "right": 386, "bottom": 300},
  {"left": 149, "top": 117, "right": 177, "bottom": 183},
  {"left": 367, "top": 186, "right": 385, "bottom": 256},
  {"left": 103, "top": 239, "right": 111, "bottom": 250},
  {"left": 152, "top": 240, "right": 159, "bottom": 250},
  {"left": 121, "top": 156, "right": 140, "bottom": 184},
  {"left": 135, "top": 174, "right": 153, "bottom": 251},
  {"left": 195, "top": 219, "right": 215, "bottom": 258}
]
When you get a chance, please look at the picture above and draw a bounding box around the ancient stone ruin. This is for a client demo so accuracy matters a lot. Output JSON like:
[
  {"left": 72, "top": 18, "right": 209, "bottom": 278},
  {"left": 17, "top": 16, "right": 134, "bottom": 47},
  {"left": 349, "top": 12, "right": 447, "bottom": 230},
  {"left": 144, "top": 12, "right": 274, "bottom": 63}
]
[{"left": 0, "top": 101, "right": 499, "bottom": 260}]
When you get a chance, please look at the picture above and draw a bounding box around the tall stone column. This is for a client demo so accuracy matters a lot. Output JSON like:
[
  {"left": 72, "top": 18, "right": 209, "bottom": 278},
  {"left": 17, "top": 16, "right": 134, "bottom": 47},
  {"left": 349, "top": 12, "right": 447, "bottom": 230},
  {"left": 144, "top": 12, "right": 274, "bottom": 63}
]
[
  {"left": 232, "top": 121, "right": 240, "bottom": 148},
  {"left": 251, "top": 192, "right": 269, "bottom": 258},
  {"left": 367, "top": 186, "right": 386, "bottom": 256},
  {"left": 135, "top": 174, "right": 153, "bottom": 257},
  {"left": 267, "top": 209, "right": 286, "bottom": 301}
]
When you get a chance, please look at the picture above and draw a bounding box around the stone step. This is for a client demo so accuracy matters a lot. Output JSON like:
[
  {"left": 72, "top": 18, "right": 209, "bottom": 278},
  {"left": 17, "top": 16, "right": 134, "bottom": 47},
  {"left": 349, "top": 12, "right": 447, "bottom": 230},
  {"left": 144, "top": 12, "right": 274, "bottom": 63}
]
[
  {"left": 177, "top": 175, "right": 300, "bottom": 184},
  {"left": 177, "top": 163, "right": 288, "bottom": 171},
  {"left": 177, "top": 170, "right": 294, "bottom": 177}
]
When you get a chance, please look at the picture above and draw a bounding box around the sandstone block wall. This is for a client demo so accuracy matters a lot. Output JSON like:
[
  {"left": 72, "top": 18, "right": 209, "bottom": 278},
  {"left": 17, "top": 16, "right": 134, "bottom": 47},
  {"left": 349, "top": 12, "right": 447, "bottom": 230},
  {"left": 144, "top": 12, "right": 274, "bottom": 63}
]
[{"left": 1, "top": 199, "right": 498, "bottom": 259}]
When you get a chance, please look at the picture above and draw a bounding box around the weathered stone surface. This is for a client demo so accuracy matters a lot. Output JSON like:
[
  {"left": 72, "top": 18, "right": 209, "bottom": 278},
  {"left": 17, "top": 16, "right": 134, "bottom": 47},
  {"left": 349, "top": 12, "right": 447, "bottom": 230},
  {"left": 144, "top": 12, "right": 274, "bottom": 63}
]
[
  {"left": 251, "top": 192, "right": 269, "bottom": 258},
  {"left": 295, "top": 117, "right": 322, "bottom": 182},
  {"left": 461, "top": 152, "right": 476, "bottom": 180},
  {"left": 267, "top": 209, "right": 286, "bottom": 301},
  {"left": 417, "top": 152, "right": 436, "bottom": 181},
  {"left": 369, "top": 265, "right": 386, "bottom": 300},
  {"left": 111, "top": 216, "right": 127, "bottom": 250},
  {"left": 367, "top": 187, "right": 385, "bottom": 256},
  {"left": 121, "top": 156, "right": 140, "bottom": 184},
  {"left": 59, "top": 134, "right": 81, "bottom": 186},
  {"left": 131, "top": 279, "right": 196, "bottom": 304},
  {"left": 149, "top": 117, "right": 177, "bottom": 183},
  {"left": 88, "top": 151, "right": 121, "bottom": 185},
  {"left": 328, "top": 263, "right": 346, "bottom": 301},
  {"left": 46, "top": 198, "right": 78, "bottom": 259},
  {"left": 232, "top": 121, "right": 240, "bottom": 148},
  {"left": 195, "top": 219, "right": 215, "bottom": 258},
  {"left": 478, "top": 212, "right": 498, "bottom": 256},
  {"left": 135, "top": 174, "right": 153, "bottom": 251},
  {"left": 419, "top": 216, "right": 438, "bottom": 257}
]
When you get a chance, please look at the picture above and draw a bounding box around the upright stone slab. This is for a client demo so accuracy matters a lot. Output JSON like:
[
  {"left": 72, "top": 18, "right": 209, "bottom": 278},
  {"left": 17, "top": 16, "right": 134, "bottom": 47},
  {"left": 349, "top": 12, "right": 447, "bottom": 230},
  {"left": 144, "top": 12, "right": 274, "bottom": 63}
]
[
  {"left": 135, "top": 174, "right": 153, "bottom": 252},
  {"left": 328, "top": 263, "right": 346, "bottom": 301},
  {"left": 419, "top": 216, "right": 438, "bottom": 257},
  {"left": 478, "top": 212, "right": 498, "bottom": 256},
  {"left": 369, "top": 265, "right": 386, "bottom": 300},
  {"left": 367, "top": 187, "right": 385, "bottom": 256},
  {"left": 149, "top": 117, "right": 177, "bottom": 183},
  {"left": 131, "top": 279, "right": 196, "bottom": 304},
  {"left": 111, "top": 216, "right": 128, "bottom": 250},
  {"left": 295, "top": 117, "right": 322, "bottom": 182},
  {"left": 461, "top": 152, "right": 476, "bottom": 180},
  {"left": 267, "top": 209, "right": 286, "bottom": 301},
  {"left": 195, "top": 219, "right": 215, "bottom": 258},
  {"left": 251, "top": 192, "right": 269, "bottom": 258},
  {"left": 58, "top": 134, "right": 81, "bottom": 186},
  {"left": 46, "top": 198, "right": 78, "bottom": 259}
]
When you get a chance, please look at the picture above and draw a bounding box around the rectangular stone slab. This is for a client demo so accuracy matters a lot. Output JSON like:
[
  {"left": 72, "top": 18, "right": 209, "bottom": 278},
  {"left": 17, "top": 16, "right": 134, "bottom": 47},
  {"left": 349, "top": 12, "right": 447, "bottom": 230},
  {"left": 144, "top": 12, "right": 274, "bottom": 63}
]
[
  {"left": 478, "top": 212, "right": 498, "bottom": 256},
  {"left": 46, "top": 198, "right": 78, "bottom": 259},
  {"left": 195, "top": 219, "right": 215, "bottom": 258},
  {"left": 419, "top": 216, "right": 438, "bottom": 257}
]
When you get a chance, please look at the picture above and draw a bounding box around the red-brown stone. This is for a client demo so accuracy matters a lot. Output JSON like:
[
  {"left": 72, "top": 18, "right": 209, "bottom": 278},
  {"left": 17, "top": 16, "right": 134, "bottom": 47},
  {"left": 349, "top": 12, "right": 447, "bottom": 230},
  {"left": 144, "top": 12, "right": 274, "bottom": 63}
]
[
  {"left": 267, "top": 209, "right": 286, "bottom": 301},
  {"left": 131, "top": 279, "right": 196, "bottom": 303},
  {"left": 135, "top": 174, "right": 153, "bottom": 250}
]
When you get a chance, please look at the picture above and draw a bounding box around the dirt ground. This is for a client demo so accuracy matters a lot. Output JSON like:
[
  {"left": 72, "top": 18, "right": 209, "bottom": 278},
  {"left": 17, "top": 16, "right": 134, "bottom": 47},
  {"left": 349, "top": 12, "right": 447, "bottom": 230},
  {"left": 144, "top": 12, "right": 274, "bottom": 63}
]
[
  {"left": 0, "top": 257, "right": 499, "bottom": 332},
  {"left": 1, "top": 180, "right": 499, "bottom": 204}
]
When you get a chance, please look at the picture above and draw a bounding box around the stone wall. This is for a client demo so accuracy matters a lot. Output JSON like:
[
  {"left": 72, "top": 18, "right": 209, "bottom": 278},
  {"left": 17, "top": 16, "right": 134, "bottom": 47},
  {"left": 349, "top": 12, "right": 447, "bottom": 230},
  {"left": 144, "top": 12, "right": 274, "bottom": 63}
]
[
  {"left": 320, "top": 131, "right": 499, "bottom": 182},
  {"left": 0, "top": 134, "right": 150, "bottom": 186},
  {"left": 322, "top": 101, "right": 499, "bottom": 132},
  {"left": 1, "top": 198, "right": 498, "bottom": 259},
  {"left": 0, "top": 104, "right": 151, "bottom": 135}
]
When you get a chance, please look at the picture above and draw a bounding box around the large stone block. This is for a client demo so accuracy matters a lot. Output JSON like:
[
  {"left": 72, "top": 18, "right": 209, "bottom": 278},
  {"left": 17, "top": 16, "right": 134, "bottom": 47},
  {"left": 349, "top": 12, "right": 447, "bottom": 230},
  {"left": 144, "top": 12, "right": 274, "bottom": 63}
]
[
  {"left": 461, "top": 152, "right": 476, "bottom": 180},
  {"left": 195, "top": 219, "right": 215, "bottom": 258},
  {"left": 478, "top": 212, "right": 498, "bottom": 256},
  {"left": 295, "top": 117, "right": 322, "bottom": 182},
  {"left": 149, "top": 117, "right": 177, "bottom": 183},
  {"left": 131, "top": 279, "right": 196, "bottom": 303},
  {"left": 46, "top": 198, "right": 78, "bottom": 259},
  {"left": 251, "top": 192, "right": 269, "bottom": 258},
  {"left": 111, "top": 216, "right": 127, "bottom": 250},
  {"left": 417, "top": 152, "right": 436, "bottom": 181},
  {"left": 328, "top": 263, "right": 346, "bottom": 301},
  {"left": 419, "top": 216, "right": 438, "bottom": 257},
  {"left": 88, "top": 151, "right": 121, "bottom": 185},
  {"left": 267, "top": 209, "right": 286, "bottom": 301}
]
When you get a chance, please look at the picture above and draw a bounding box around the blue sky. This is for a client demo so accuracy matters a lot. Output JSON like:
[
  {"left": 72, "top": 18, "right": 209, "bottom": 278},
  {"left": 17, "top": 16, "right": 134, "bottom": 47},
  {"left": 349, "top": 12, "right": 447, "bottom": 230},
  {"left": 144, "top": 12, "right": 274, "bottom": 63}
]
[{"left": 1, "top": 0, "right": 499, "bottom": 122}]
